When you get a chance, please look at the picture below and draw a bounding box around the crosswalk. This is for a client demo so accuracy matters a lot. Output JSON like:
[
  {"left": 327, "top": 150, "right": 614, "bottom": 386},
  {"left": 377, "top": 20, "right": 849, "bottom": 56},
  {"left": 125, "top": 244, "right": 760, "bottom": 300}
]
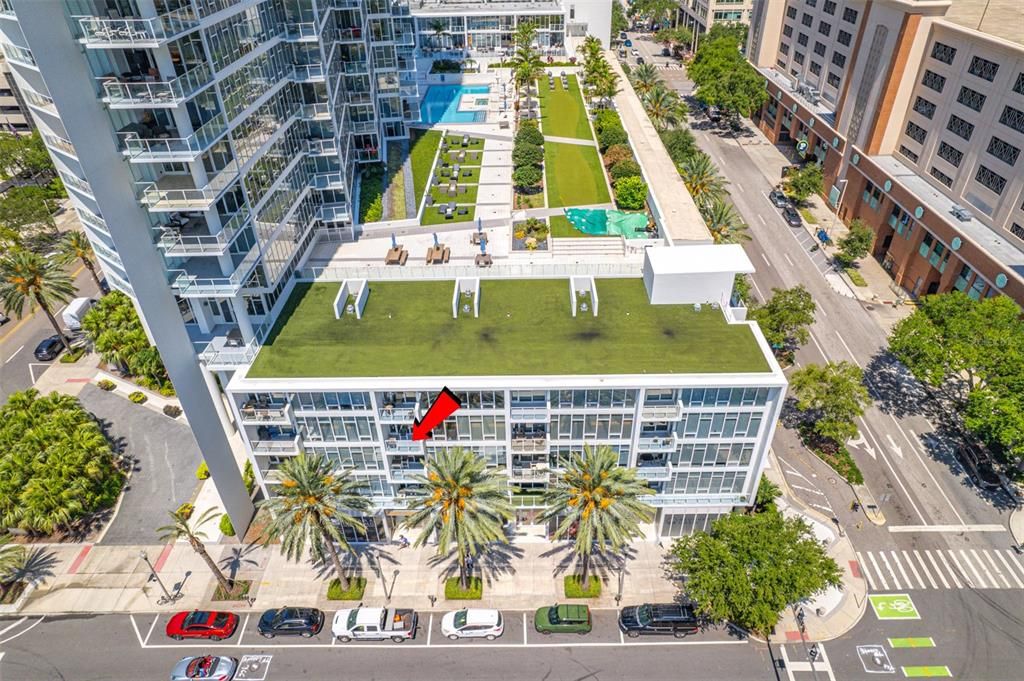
[{"left": 856, "top": 549, "right": 1024, "bottom": 591}]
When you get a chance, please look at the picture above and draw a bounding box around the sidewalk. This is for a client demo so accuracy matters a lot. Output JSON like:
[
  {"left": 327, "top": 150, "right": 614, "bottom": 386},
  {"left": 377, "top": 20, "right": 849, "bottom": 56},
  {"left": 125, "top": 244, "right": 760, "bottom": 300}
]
[{"left": 764, "top": 450, "right": 868, "bottom": 642}]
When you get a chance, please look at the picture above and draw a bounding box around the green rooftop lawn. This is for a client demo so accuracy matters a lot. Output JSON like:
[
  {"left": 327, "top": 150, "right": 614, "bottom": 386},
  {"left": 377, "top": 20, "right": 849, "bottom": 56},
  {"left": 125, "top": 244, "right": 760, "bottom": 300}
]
[
  {"left": 539, "top": 75, "right": 591, "bottom": 140},
  {"left": 410, "top": 129, "right": 441, "bottom": 209},
  {"left": 248, "top": 279, "right": 770, "bottom": 378},
  {"left": 545, "top": 141, "right": 611, "bottom": 208},
  {"left": 549, "top": 214, "right": 599, "bottom": 238},
  {"left": 445, "top": 134, "right": 484, "bottom": 150},
  {"left": 421, "top": 205, "right": 475, "bottom": 225},
  {"left": 441, "top": 150, "right": 482, "bottom": 166},
  {"left": 430, "top": 184, "right": 479, "bottom": 204}
]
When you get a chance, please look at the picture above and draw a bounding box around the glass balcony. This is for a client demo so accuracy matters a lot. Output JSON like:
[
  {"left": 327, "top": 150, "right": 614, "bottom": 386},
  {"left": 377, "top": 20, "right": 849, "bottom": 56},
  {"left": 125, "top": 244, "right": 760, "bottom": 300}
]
[
  {"left": 101, "top": 64, "right": 212, "bottom": 108},
  {"left": 383, "top": 439, "right": 422, "bottom": 453},
  {"left": 121, "top": 113, "right": 228, "bottom": 162},
  {"left": 509, "top": 467, "right": 550, "bottom": 483},
  {"left": 305, "top": 138, "right": 338, "bottom": 155},
  {"left": 389, "top": 460, "right": 425, "bottom": 483},
  {"left": 509, "top": 406, "right": 548, "bottom": 422},
  {"left": 251, "top": 433, "right": 301, "bottom": 454},
  {"left": 76, "top": 9, "right": 199, "bottom": 48},
  {"left": 156, "top": 210, "right": 248, "bottom": 256},
  {"left": 310, "top": 171, "right": 346, "bottom": 191},
  {"left": 378, "top": 404, "right": 418, "bottom": 422},
  {"left": 170, "top": 241, "right": 261, "bottom": 297},
  {"left": 139, "top": 166, "right": 238, "bottom": 211},
  {"left": 292, "top": 64, "right": 325, "bottom": 82},
  {"left": 637, "top": 435, "right": 677, "bottom": 452},
  {"left": 239, "top": 401, "right": 292, "bottom": 424},
  {"left": 197, "top": 324, "right": 269, "bottom": 366},
  {"left": 285, "top": 22, "right": 318, "bottom": 41},
  {"left": 647, "top": 493, "right": 747, "bottom": 507},
  {"left": 510, "top": 437, "right": 549, "bottom": 453},
  {"left": 317, "top": 202, "right": 350, "bottom": 223},
  {"left": 301, "top": 103, "right": 331, "bottom": 120},
  {"left": 640, "top": 402, "right": 683, "bottom": 421},
  {"left": 635, "top": 462, "right": 672, "bottom": 481}
]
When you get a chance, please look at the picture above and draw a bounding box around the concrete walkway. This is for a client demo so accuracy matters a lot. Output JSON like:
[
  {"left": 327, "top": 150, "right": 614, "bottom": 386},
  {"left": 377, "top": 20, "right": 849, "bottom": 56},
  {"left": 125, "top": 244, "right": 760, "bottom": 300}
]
[
  {"left": 544, "top": 134, "right": 597, "bottom": 146},
  {"left": 604, "top": 50, "right": 710, "bottom": 245}
]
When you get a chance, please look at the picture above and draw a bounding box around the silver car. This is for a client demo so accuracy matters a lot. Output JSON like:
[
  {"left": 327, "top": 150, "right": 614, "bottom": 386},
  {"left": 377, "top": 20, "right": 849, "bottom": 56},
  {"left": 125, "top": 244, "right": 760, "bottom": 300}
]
[{"left": 170, "top": 655, "right": 237, "bottom": 681}]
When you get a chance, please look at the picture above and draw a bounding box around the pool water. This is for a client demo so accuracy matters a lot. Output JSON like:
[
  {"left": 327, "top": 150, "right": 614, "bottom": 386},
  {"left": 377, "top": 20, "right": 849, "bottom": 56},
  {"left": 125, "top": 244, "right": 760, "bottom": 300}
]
[{"left": 421, "top": 85, "right": 489, "bottom": 124}]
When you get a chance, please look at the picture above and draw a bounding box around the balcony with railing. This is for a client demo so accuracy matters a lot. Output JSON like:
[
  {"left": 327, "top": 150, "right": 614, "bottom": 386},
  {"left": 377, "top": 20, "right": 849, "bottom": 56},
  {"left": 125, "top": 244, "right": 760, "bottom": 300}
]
[
  {"left": 509, "top": 465, "right": 550, "bottom": 483},
  {"left": 292, "top": 64, "right": 326, "bottom": 82},
  {"left": 301, "top": 103, "right": 331, "bottom": 120},
  {"left": 251, "top": 432, "right": 301, "bottom": 455},
  {"left": 155, "top": 209, "right": 248, "bottom": 257},
  {"left": 378, "top": 403, "right": 418, "bottom": 423},
  {"left": 285, "top": 22, "right": 318, "bottom": 41},
  {"left": 305, "top": 138, "right": 338, "bottom": 155},
  {"left": 101, "top": 64, "right": 212, "bottom": 108},
  {"left": 636, "top": 434, "right": 678, "bottom": 452},
  {"left": 197, "top": 323, "right": 269, "bottom": 367},
  {"left": 76, "top": 8, "right": 200, "bottom": 47},
  {"left": 389, "top": 457, "right": 425, "bottom": 483},
  {"left": 510, "top": 436, "right": 549, "bottom": 454},
  {"left": 169, "top": 241, "right": 261, "bottom": 297},
  {"left": 509, "top": 405, "right": 548, "bottom": 422},
  {"left": 239, "top": 400, "right": 292, "bottom": 425},
  {"left": 317, "top": 202, "right": 351, "bottom": 223},
  {"left": 635, "top": 458, "right": 672, "bottom": 481},
  {"left": 139, "top": 165, "right": 238, "bottom": 211},
  {"left": 647, "top": 493, "right": 747, "bottom": 508},
  {"left": 120, "top": 113, "right": 228, "bottom": 162},
  {"left": 383, "top": 438, "right": 422, "bottom": 454},
  {"left": 640, "top": 401, "right": 683, "bottom": 421}
]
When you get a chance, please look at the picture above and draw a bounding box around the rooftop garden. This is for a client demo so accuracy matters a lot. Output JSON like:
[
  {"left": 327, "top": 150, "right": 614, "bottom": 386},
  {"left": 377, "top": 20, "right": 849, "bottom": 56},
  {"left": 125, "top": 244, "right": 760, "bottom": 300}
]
[
  {"left": 545, "top": 140, "right": 610, "bottom": 208},
  {"left": 538, "top": 74, "right": 591, "bottom": 140},
  {"left": 248, "top": 279, "right": 770, "bottom": 378}
]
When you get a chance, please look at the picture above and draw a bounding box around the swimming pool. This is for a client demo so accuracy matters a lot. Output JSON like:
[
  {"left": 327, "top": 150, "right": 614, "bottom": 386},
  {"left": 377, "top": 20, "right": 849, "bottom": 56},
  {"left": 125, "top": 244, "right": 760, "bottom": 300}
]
[{"left": 421, "top": 85, "right": 489, "bottom": 124}]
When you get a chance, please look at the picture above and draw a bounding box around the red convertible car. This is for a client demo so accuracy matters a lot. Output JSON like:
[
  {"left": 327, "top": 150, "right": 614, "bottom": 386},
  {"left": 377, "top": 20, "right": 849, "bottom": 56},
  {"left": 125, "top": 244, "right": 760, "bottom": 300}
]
[{"left": 166, "top": 610, "right": 239, "bottom": 641}]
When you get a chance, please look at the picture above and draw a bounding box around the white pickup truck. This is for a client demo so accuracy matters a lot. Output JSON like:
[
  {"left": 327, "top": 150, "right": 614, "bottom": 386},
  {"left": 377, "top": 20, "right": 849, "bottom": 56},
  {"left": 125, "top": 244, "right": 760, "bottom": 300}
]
[{"left": 331, "top": 607, "right": 419, "bottom": 642}]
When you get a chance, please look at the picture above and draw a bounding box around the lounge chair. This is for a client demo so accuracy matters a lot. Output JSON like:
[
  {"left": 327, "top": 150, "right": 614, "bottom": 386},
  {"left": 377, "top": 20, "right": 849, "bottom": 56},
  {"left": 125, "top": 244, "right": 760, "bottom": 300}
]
[
  {"left": 462, "top": 169, "right": 472, "bottom": 178},
  {"left": 461, "top": 134, "right": 469, "bottom": 146},
  {"left": 442, "top": 247, "right": 450, "bottom": 263},
  {"left": 444, "top": 211, "right": 454, "bottom": 220},
  {"left": 457, "top": 207, "right": 469, "bottom": 215},
  {"left": 425, "top": 195, "right": 434, "bottom": 206},
  {"left": 437, "top": 205, "right": 446, "bottom": 215}
]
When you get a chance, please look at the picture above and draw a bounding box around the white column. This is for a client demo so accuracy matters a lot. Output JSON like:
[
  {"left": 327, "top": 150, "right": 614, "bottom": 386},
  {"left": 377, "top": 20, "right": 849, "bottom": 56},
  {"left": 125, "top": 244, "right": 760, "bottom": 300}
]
[
  {"left": 201, "top": 363, "right": 235, "bottom": 434},
  {"left": 230, "top": 295, "right": 255, "bottom": 342}
]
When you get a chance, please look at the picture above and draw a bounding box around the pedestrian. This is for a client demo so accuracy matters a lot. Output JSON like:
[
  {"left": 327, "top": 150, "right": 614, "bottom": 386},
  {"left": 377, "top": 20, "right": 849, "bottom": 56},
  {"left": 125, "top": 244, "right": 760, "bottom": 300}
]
[{"left": 397, "top": 534, "right": 410, "bottom": 549}]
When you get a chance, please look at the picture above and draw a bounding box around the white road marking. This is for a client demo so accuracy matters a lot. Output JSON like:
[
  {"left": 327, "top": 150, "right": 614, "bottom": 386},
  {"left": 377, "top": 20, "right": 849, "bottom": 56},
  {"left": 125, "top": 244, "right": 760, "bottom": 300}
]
[
  {"left": 879, "top": 551, "right": 902, "bottom": 589},
  {"left": 923, "top": 551, "right": 950, "bottom": 589},
  {"left": 912, "top": 551, "right": 938, "bottom": 589},
  {"left": 28, "top": 362, "right": 50, "bottom": 384},
  {"left": 884, "top": 412, "right": 966, "bottom": 526},
  {"left": 900, "top": 550, "right": 926, "bottom": 590},
  {"left": 995, "top": 551, "right": 1024, "bottom": 588},
  {"left": 888, "top": 524, "right": 1006, "bottom": 533},
  {"left": 132, "top": 638, "right": 748, "bottom": 650},
  {"left": 760, "top": 252, "right": 771, "bottom": 267},
  {"left": 866, "top": 552, "right": 889, "bottom": 590},
  {"left": 783, "top": 253, "right": 795, "bottom": 267},
  {"left": 758, "top": 214, "right": 766, "bottom": 225},
  {"left": 970, "top": 549, "right": 997, "bottom": 588},
  {"left": 980, "top": 550, "right": 1011, "bottom": 589},
  {"left": 856, "top": 552, "right": 878, "bottom": 591},
  {"left": 144, "top": 614, "right": 159, "bottom": 646},
  {"left": 237, "top": 614, "right": 250, "bottom": 647},
  {"left": 0, "top": 616, "right": 44, "bottom": 645},
  {"left": 936, "top": 551, "right": 963, "bottom": 588},
  {"left": 129, "top": 614, "right": 145, "bottom": 647},
  {"left": 0, "top": 617, "right": 27, "bottom": 638},
  {"left": 857, "top": 416, "right": 927, "bottom": 523},
  {"left": 834, "top": 332, "right": 859, "bottom": 366},
  {"left": 748, "top": 275, "right": 766, "bottom": 302},
  {"left": 5, "top": 344, "right": 24, "bottom": 363},
  {"left": 946, "top": 551, "right": 975, "bottom": 588},
  {"left": 818, "top": 306, "right": 828, "bottom": 318},
  {"left": 523, "top": 612, "right": 528, "bottom": 645}
]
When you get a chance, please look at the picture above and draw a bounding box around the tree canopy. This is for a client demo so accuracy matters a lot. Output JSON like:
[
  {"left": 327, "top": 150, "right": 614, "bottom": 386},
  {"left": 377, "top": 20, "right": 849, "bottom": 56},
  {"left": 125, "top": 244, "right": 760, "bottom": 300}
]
[
  {"left": 835, "top": 218, "right": 874, "bottom": 267},
  {"left": 687, "top": 34, "right": 767, "bottom": 116},
  {"left": 81, "top": 290, "right": 171, "bottom": 390},
  {"left": 0, "top": 389, "right": 122, "bottom": 534},
  {"left": 790, "top": 361, "right": 871, "bottom": 444},
  {"left": 611, "top": 0, "right": 629, "bottom": 35},
  {"left": 748, "top": 285, "right": 816, "bottom": 351},
  {"left": 784, "top": 163, "right": 824, "bottom": 203},
  {"left": 889, "top": 293, "right": 1024, "bottom": 462},
  {"left": 670, "top": 510, "right": 842, "bottom": 637}
]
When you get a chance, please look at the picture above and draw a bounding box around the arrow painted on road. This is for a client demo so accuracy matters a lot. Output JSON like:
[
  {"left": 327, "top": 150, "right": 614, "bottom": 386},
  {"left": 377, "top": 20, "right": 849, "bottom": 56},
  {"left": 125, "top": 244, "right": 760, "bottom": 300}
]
[
  {"left": 848, "top": 432, "right": 877, "bottom": 460},
  {"left": 886, "top": 434, "right": 904, "bottom": 459},
  {"left": 411, "top": 387, "right": 462, "bottom": 441}
]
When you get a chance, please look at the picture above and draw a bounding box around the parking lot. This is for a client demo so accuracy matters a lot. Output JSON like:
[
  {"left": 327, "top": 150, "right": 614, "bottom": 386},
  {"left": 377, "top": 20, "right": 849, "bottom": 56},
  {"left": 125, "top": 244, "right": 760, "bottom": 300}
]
[{"left": 129, "top": 608, "right": 747, "bottom": 651}]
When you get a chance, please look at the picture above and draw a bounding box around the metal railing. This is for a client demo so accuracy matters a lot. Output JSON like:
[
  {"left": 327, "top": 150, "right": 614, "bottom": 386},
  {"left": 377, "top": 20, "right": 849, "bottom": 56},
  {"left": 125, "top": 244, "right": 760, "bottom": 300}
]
[
  {"left": 304, "top": 262, "right": 642, "bottom": 282},
  {"left": 239, "top": 402, "right": 292, "bottom": 423},
  {"left": 251, "top": 434, "right": 301, "bottom": 454},
  {"left": 634, "top": 464, "right": 672, "bottom": 480},
  {"left": 76, "top": 9, "right": 199, "bottom": 46},
  {"left": 156, "top": 210, "right": 249, "bottom": 256},
  {"left": 310, "top": 171, "right": 345, "bottom": 190},
  {"left": 509, "top": 468, "right": 550, "bottom": 482},
  {"left": 305, "top": 138, "right": 338, "bottom": 155},
  {"left": 198, "top": 324, "right": 269, "bottom": 366},
  {"left": 317, "top": 203, "right": 351, "bottom": 223},
  {"left": 378, "top": 406, "right": 417, "bottom": 422},
  {"left": 647, "top": 493, "right": 747, "bottom": 508},
  {"left": 301, "top": 103, "right": 330, "bottom": 119},
  {"left": 383, "top": 439, "right": 422, "bottom": 453},
  {"left": 170, "top": 241, "right": 261, "bottom": 296},
  {"left": 43, "top": 133, "right": 76, "bottom": 157},
  {"left": 509, "top": 406, "right": 549, "bottom": 422},
  {"left": 510, "top": 437, "right": 548, "bottom": 453},
  {"left": 102, "top": 64, "right": 212, "bottom": 107},
  {"left": 285, "top": 22, "right": 318, "bottom": 41},
  {"left": 640, "top": 402, "right": 683, "bottom": 421},
  {"left": 636, "top": 435, "right": 677, "bottom": 452},
  {"left": 292, "top": 64, "right": 325, "bottom": 81},
  {"left": 122, "top": 113, "right": 227, "bottom": 161}
]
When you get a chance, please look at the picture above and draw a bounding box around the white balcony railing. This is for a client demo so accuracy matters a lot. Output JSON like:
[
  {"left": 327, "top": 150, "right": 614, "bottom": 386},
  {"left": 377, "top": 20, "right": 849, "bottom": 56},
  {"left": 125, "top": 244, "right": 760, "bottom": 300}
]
[
  {"left": 251, "top": 434, "right": 301, "bottom": 454},
  {"left": 170, "top": 242, "right": 261, "bottom": 297},
  {"left": 156, "top": 210, "right": 248, "bottom": 256},
  {"left": 635, "top": 464, "right": 672, "bottom": 481},
  {"left": 640, "top": 402, "right": 683, "bottom": 421},
  {"left": 197, "top": 324, "right": 269, "bottom": 367},
  {"left": 637, "top": 435, "right": 677, "bottom": 452},
  {"left": 292, "top": 64, "right": 325, "bottom": 82},
  {"left": 509, "top": 406, "right": 548, "bottom": 422},
  {"left": 378, "top": 405, "right": 417, "bottom": 422},
  {"left": 509, "top": 468, "right": 550, "bottom": 482},
  {"left": 389, "top": 465, "right": 425, "bottom": 482},
  {"left": 102, "top": 64, "right": 212, "bottom": 107},
  {"left": 647, "top": 493, "right": 747, "bottom": 508},
  {"left": 122, "top": 113, "right": 227, "bottom": 162},
  {"left": 305, "top": 138, "right": 338, "bottom": 155},
  {"left": 239, "top": 402, "right": 292, "bottom": 424},
  {"left": 317, "top": 202, "right": 350, "bottom": 223},
  {"left": 285, "top": 22, "right": 318, "bottom": 41},
  {"left": 384, "top": 439, "right": 422, "bottom": 453},
  {"left": 510, "top": 437, "right": 548, "bottom": 453},
  {"left": 76, "top": 9, "right": 199, "bottom": 46}
]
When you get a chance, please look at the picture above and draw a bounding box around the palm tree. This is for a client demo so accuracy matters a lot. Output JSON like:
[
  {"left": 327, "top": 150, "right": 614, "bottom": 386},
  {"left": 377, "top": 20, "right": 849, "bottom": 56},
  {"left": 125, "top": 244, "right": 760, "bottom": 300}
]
[
  {"left": 402, "top": 448, "right": 513, "bottom": 590},
  {"left": 0, "top": 533, "right": 26, "bottom": 600},
  {"left": 629, "top": 63, "right": 661, "bottom": 100},
  {"left": 257, "top": 452, "right": 370, "bottom": 590},
  {"left": 157, "top": 507, "right": 236, "bottom": 598},
  {"left": 541, "top": 445, "right": 654, "bottom": 584},
  {"left": 60, "top": 231, "right": 104, "bottom": 293},
  {"left": 643, "top": 85, "right": 685, "bottom": 131},
  {"left": 700, "top": 196, "right": 749, "bottom": 244},
  {"left": 592, "top": 67, "right": 620, "bottom": 109},
  {"left": 428, "top": 18, "right": 446, "bottom": 50},
  {"left": 678, "top": 152, "right": 729, "bottom": 209},
  {"left": 0, "top": 248, "right": 76, "bottom": 351}
]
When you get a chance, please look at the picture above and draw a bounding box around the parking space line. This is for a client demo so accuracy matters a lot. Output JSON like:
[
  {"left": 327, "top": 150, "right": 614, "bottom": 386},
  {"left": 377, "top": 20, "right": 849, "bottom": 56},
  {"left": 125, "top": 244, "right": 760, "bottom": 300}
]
[
  {"left": 236, "top": 614, "right": 249, "bottom": 647},
  {"left": 143, "top": 614, "right": 159, "bottom": 646},
  {"left": 426, "top": 614, "right": 433, "bottom": 646},
  {"left": 5, "top": 344, "right": 24, "bottom": 363},
  {"left": 758, "top": 214, "right": 766, "bottom": 225},
  {"left": 133, "top": 639, "right": 746, "bottom": 650},
  {"left": 522, "top": 613, "right": 528, "bottom": 645},
  {"left": 619, "top": 628, "right": 624, "bottom": 644},
  {"left": 129, "top": 615, "right": 145, "bottom": 648}
]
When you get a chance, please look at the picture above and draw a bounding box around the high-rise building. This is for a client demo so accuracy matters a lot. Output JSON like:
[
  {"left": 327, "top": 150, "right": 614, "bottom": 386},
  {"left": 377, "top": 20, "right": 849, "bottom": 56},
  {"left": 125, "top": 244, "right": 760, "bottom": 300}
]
[
  {"left": 0, "top": 0, "right": 783, "bottom": 539},
  {"left": 0, "top": 53, "right": 31, "bottom": 134},
  {"left": 676, "top": 0, "right": 755, "bottom": 40},
  {"left": 747, "top": 0, "right": 1024, "bottom": 304}
]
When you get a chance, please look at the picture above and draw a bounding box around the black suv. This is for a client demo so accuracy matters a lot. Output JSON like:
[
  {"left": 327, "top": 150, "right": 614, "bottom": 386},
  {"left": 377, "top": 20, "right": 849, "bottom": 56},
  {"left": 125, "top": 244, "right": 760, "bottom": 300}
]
[
  {"left": 782, "top": 205, "right": 802, "bottom": 227},
  {"left": 257, "top": 607, "right": 325, "bottom": 638},
  {"left": 619, "top": 603, "right": 700, "bottom": 638},
  {"left": 958, "top": 442, "right": 1001, "bottom": 491}
]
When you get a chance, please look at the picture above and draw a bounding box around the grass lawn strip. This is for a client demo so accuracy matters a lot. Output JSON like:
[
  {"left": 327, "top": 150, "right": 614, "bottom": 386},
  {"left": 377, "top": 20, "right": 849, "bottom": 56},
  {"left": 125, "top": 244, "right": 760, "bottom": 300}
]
[
  {"left": 444, "top": 134, "right": 484, "bottom": 151},
  {"left": 538, "top": 75, "right": 591, "bottom": 140},
  {"left": 430, "top": 184, "right": 479, "bottom": 204},
  {"left": 249, "top": 278, "right": 770, "bottom": 378},
  {"left": 549, "top": 214, "right": 599, "bottom": 238},
  {"left": 410, "top": 129, "right": 442, "bottom": 210},
  {"left": 545, "top": 141, "right": 610, "bottom": 208},
  {"left": 421, "top": 207, "right": 475, "bottom": 226},
  {"left": 441, "top": 150, "right": 483, "bottom": 166}
]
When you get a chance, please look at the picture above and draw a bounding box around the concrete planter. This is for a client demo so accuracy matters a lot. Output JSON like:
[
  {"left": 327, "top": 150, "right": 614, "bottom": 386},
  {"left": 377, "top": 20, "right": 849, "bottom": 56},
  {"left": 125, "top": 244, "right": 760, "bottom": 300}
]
[{"left": 0, "top": 580, "right": 37, "bottom": 614}]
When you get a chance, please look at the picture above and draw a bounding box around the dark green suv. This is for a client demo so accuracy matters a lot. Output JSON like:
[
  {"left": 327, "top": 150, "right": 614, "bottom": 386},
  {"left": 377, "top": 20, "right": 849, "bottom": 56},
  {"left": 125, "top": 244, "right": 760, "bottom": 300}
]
[{"left": 534, "top": 604, "right": 592, "bottom": 635}]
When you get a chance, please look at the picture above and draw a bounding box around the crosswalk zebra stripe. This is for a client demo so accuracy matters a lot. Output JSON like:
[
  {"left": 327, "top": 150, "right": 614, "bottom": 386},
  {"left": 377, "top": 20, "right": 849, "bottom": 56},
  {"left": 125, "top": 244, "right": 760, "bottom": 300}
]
[
  {"left": 923, "top": 551, "right": 950, "bottom": 588},
  {"left": 880, "top": 552, "right": 900, "bottom": 588},
  {"left": 995, "top": 551, "right": 1024, "bottom": 589},
  {"left": 912, "top": 550, "right": 937, "bottom": 589},
  {"left": 970, "top": 549, "right": 998, "bottom": 588},
  {"left": 892, "top": 550, "right": 915, "bottom": 589},
  {"left": 867, "top": 552, "right": 889, "bottom": 590},
  {"left": 903, "top": 550, "right": 926, "bottom": 589},
  {"left": 948, "top": 551, "right": 977, "bottom": 588},
  {"left": 959, "top": 550, "right": 988, "bottom": 588},
  {"left": 857, "top": 552, "right": 878, "bottom": 590},
  {"left": 981, "top": 550, "right": 1011, "bottom": 589},
  {"left": 937, "top": 551, "right": 964, "bottom": 588}
]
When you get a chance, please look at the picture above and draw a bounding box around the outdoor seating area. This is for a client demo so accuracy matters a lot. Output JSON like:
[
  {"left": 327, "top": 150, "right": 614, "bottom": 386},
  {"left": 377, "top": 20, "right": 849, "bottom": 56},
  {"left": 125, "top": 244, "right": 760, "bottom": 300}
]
[
  {"left": 421, "top": 133, "right": 489, "bottom": 226},
  {"left": 384, "top": 240, "right": 409, "bottom": 266}
]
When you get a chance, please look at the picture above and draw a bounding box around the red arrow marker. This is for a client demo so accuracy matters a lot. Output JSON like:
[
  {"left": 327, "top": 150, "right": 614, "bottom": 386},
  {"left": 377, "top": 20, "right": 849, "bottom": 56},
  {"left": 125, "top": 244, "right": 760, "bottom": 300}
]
[{"left": 412, "top": 387, "right": 462, "bottom": 440}]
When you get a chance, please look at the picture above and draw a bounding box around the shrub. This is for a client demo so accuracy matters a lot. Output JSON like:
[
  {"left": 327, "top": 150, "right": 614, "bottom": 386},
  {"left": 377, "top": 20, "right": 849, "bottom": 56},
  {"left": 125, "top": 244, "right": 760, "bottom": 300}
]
[
  {"left": 564, "top": 575, "right": 602, "bottom": 598},
  {"left": 158, "top": 384, "right": 176, "bottom": 397},
  {"left": 327, "top": 576, "right": 368, "bottom": 600},
  {"left": 659, "top": 128, "right": 698, "bottom": 165},
  {"left": 597, "top": 125, "right": 628, "bottom": 151},
  {"left": 176, "top": 502, "right": 194, "bottom": 520},
  {"left": 515, "top": 123, "right": 544, "bottom": 147},
  {"left": 81, "top": 290, "right": 169, "bottom": 386},
  {"left": 134, "top": 376, "right": 157, "bottom": 390},
  {"left": 59, "top": 347, "right": 86, "bottom": 363},
  {"left": 844, "top": 267, "right": 867, "bottom": 287},
  {"left": 512, "top": 163, "right": 543, "bottom": 189},
  {"left": 96, "top": 379, "right": 116, "bottom": 391},
  {"left": 195, "top": 462, "right": 210, "bottom": 480},
  {"left": 602, "top": 144, "right": 632, "bottom": 168},
  {"left": 219, "top": 513, "right": 235, "bottom": 537},
  {"left": 444, "top": 576, "right": 483, "bottom": 600},
  {"left": 243, "top": 460, "right": 256, "bottom": 494},
  {"left": 163, "top": 404, "right": 182, "bottom": 418},
  {"left": 430, "top": 59, "right": 461, "bottom": 74},
  {"left": 610, "top": 159, "right": 643, "bottom": 183},
  {"left": 128, "top": 390, "right": 147, "bottom": 404},
  {"left": 593, "top": 108, "right": 622, "bottom": 134},
  {"left": 614, "top": 175, "right": 648, "bottom": 210},
  {"left": 512, "top": 142, "right": 543, "bottom": 167},
  {"left": 363, "top": 194, "right": 383, "bottom": 223}
]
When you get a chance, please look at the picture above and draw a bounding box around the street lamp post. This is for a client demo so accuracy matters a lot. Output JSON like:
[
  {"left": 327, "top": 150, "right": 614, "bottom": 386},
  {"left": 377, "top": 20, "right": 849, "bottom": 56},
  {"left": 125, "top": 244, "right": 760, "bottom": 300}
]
[{"left": 139, "top": 550, "right": 180, "bottom": 605}]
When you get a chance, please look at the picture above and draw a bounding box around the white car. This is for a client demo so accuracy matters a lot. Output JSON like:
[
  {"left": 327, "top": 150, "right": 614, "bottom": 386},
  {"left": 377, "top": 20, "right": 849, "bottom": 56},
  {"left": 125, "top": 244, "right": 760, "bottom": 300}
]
[
  {"left": 440, "top": 608, "right": 504, "bottom": 640},
  {"left": 630, "top": 48, "right": 640, "bottom": 57}
]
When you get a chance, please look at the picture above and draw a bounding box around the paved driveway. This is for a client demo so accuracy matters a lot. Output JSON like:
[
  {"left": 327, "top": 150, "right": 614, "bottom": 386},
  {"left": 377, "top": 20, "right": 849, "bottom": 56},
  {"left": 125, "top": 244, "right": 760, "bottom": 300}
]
[{"left": 77, "top": 384, "right": 201, "bottom": 545}]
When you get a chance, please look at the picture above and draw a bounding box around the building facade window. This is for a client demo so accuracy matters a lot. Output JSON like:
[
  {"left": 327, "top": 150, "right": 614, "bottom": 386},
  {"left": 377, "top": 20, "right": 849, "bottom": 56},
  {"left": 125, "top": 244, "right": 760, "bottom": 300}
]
[
  {"left": 823, "top": 0, "right": 836, "bottom": 14},
  {"left": 921, "top": 70, "right": 946, "bottom": 93},
  {"left": 1010, "top": 223, "right": 1024, "bottom": 240},
  {"left": 999, "top": 105, "right": 1024, "bottom": 134},
  {"left": 946, "top": 114, "right": 975, "bottom": 141},
  {"left": 813, "top": 41, "right": 826, "bottom": 56},
  {"left": 898, "top": 145, "right": 919, "bottom": 163},
  {"left": 794, "top": 51, "right": 805, "bottom": 65},
  {"left": 798, "top": 32, "right": 808, "bottom": 46},
  {"left": 986, "top": 136, "right": 1020, "bottom": 166},
  {"left": 904, "top": 121, "right": 927, "bottom": 144},
  {"left": 956, "top": 86, "right": 986, "bottom": 112},
  {"left": 818, "top": 21, "right": 831, "bottom": 36},
  {"left": 780, "top": 43, "right": 790, "bottom": 55},
  {"left": 930, "top": 41, "right": 957, "bottom": 65},
  {"left": 831, "top": 52, "right": 846, "bottom": 68},
  {"left": 783, "top": 24, "right": 793, "bottom": 37},
  {"left": 968, "top": 56, "right": 1000, "bottom": 82},
  {"left": 841, "top": 7, "right": 858, "bottom": 23},
  {"left": 837, "top": 29, "right": 851, "bottom": 46},
  {"left": 809, "top": 61, "right": 821, "bottom": 75},
  {"left": 975, "top": 165, "right": 1006, "bottom": 195},
  {"left": 826, "top": 71, "right": 840, "bottom": 88},
  {"left": 787, "top": 6, "right": 798, "bottom": 19},
  {"left": 929, "top": 166, "right": 953, "bottom": 187},
  {"left": 937, "top": 141, "right": 963, "bottom": 167},
  {"left": 912, "top": 96, "right": 936, "bottom": 119},
  {"left": 1014, "top": 73, "right": 1024, "bottom": 96},
  {"left": 801, "top": 12, "right": 813, "bottom": 27}
]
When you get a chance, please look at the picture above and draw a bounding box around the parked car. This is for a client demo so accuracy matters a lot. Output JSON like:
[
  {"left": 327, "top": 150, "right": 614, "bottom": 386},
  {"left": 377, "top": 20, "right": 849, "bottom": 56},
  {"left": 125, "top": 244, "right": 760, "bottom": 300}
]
[
  {"left": 166, "top": 610, "right": 239, "bottom": 641},
  {"left": 61, "top": 296, "right": 96, "bottom": 332},
  {"left": 440, "top": 608, "right": 504, "bottom": 640},
  {"left": 33, "top": 334, "right": 65, "bottom": 361},
  {"left": 534, "top": 604, "right": 592, "bottom": 635},
  {"left": 619, "top": 31, "right": 628, "bottom": 40},
  {"left": 782, "top": 205, "right": 803, "bottom": 227},
  {"left": 630, "top": 48, "right": 639, "bottom": 57},
  {"left": 661, "top": 47, "right": 671, "bottom": 57},
  {"left": 169, "top": 655, "right": 237, "bottom": 681},
  {"left": 707, "top": 106, "right": 722, "bottom": 123},
  {"left": 769, "top": 189, "right": 790, "bottom": 208},
  {"left": 619, "top": 603, "right": 700, "bottom": 638},
  {"left": 0, "top": 309, "right": 9, "bottom": 325},
  {"left": 257, "top": 607, "right": 324, "bottom": 638},
  {"left": 636, "top": 56, "right": 645, "bottom": 65},
  {"left": 623, "top": 39, "right": 633, "bottom": 47},
  {"left": 331, "top": 606, "right": 418, "bottom": 642},
  {"left": 958, "top": 441, "right": 1002, "bottom": 491}
]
